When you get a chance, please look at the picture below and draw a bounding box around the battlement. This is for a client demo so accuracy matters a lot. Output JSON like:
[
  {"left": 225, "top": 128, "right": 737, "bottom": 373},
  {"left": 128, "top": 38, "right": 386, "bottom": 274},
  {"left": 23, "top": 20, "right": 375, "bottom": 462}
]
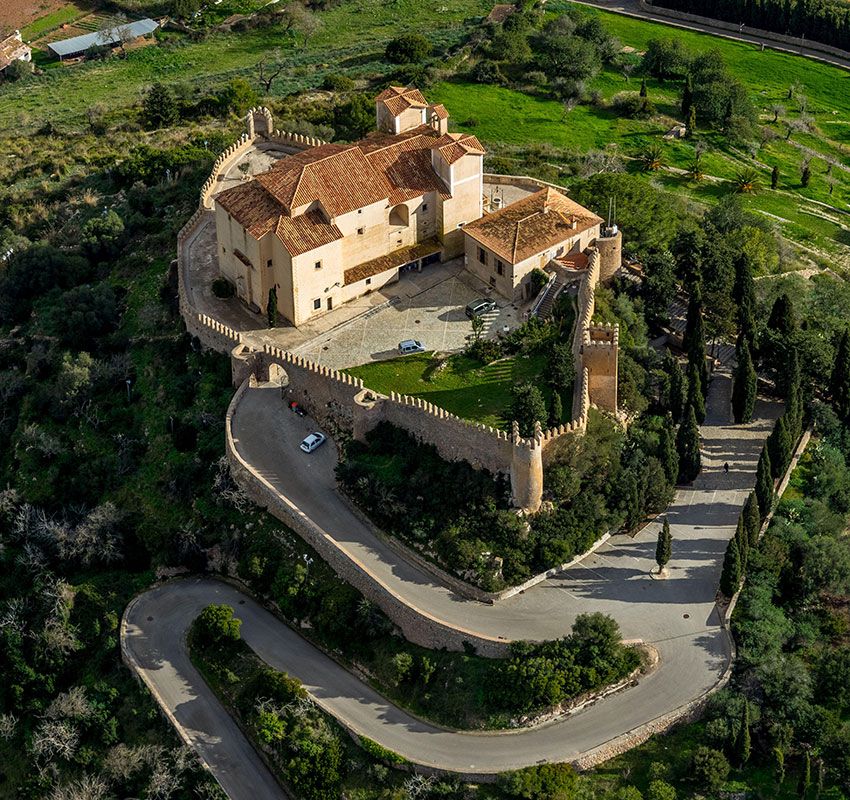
[
  {"left": 268, "top": 129, "right": 329, "bottom": 149},
  {"left": 262, "top": 344, "right": 365, "bottom": 389}
]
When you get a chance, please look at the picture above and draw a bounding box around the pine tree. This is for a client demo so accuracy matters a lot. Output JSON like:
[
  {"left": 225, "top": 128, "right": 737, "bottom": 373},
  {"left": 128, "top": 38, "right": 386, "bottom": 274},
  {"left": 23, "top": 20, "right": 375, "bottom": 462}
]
[
  {"left": 681, "top": 74, "right": 693, "bottom": 117},
  {"left": 735, "top": 515, "right": 749, "bottom": 573},
  {"left": 732, "top": 339, "right": 757, "bottom": 424},
  {"left": 767, "top": 415, "right": 792, "bottom": 479},
  {"left": 720, "top": 537, "right": 742, "bottom": 596},
  {"left": 687, "top": 361, "right": 706, "bottom": 424},
  {"left": 756, "top": 445, "right": 774, "bottom": 516},
  {"left": 744, "top": 491, "right": 761, "bottom": 548},
  {"left": 771, "top": 164, "right": 780, "bottom": 189},
  {"left": 830, "top": 329, "right": 850, "bottom": 422},
  {"left": 737, "top": 702, "right": 752, "bottom": 766},
  {"left": 656, "top": 518, "right": 672, "bottom": 573},
  {"left": 640, "top": 77, "right": 647, "bottom": 97},
  {"left": 549, "top": 392, "right": 563, "bottom": 428},
  {"left": 668, "top": 354, "right": 687, "bottom": 422},
  {"left": 267, "top": 287, "right": 278, "bottom": 328},
  {"left": 661, "top": 414, "right": 680, "bottom": 484},
  {"left": 677, "top": 404, "right": 702, "bottom": 483}
]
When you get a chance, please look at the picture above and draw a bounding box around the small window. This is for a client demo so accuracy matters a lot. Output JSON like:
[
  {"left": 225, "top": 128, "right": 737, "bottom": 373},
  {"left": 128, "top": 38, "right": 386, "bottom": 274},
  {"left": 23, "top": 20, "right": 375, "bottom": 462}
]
[
  {"left": 266, "top": 259, "right": 272, "bottom": 268},
  {"left": 422, "top": 203, "right": 428, "bottom": 211},
  {"left": 457, "top": 222, "right": 465, "bottom": 229},
  {"left": 314, "top": 260, "right": 322, "bottom": 270},
  {"left": 366, "top": 278, "right": 372, "bottom": 285},
  {"left": 222, "top": 246, "right": 227, "bottom": 254},
  {"left": 478, "top": 247, "right": 486, "bottom": 265},
  {"left": 357, "top": 227, "right": 364, "bottom": 235},
  {"left": 357, "top": 209, "right": 362, "bottom": 214},
  {"left": 313, "top": 298, "right": 321, "bottom": 310},
  {"left": 489, "top": 276, "right": 496, "bottom": 286},
  {"left": 496, "top": 259, "right": 504, "bottom": 276}
]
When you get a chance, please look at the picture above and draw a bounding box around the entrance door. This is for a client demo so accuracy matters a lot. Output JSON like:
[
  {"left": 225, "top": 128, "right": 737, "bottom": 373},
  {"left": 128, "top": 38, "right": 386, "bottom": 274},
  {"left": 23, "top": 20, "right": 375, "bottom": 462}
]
[{"left": 327, "top": 297, "right": 333, "bottom": 311}]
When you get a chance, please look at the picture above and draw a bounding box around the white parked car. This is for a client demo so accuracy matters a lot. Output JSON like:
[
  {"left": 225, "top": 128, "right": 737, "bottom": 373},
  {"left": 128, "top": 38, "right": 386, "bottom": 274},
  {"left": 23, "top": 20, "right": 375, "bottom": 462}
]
[
  {"left": 300, "top": 432, "right": 327, "bottom": 453},
  {"left": 398, "top": 339, "right": 425, "bottom": 355}
]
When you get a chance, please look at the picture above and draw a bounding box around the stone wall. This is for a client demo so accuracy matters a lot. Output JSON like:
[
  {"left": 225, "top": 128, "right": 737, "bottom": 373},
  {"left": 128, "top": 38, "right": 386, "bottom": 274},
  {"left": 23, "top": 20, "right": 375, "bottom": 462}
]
[
  {"left": 640, "top": 0, "right": 850, "bottom": 61},
  {"left": 584, "top": 324, "right": 619, "bottom": 413},
  {"left": 225, "top": 376, "right": 510, "bottom": 658},
  {"left": 199, "top": 133, "right": 255, "bottom": 210},
  {"left": 483, "top": 172, "right": 570, "bottom": 194}
]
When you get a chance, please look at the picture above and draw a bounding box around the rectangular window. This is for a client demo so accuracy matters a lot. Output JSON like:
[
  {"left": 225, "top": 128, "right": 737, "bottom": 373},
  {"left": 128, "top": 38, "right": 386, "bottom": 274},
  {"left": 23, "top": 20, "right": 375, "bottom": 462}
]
[
  {"left": 266, "top": 259, "right": 272, "bottom": 268},
  {"left": 457, "top": 222, "right": 465, "bottom": 229},
  {"left": 357, "top": 208, "right": 362, "bottom": 214},
  {"left": 313, "top": 298, "right": 321, "bottom": 310},
  {"left": 422, "top": 203, "right": 428, "bottom": 211},
  {"left": 314, "top": 260, "right": 322, "bottom": 270},
  {"left": 365, "top": 278, "right": 372, "bottom": 285},
  {"left": 489, "top": 276, "right": 497, "bottom": 287},
  {"left": 496, "top": 260, "right": 504, "bottom": 276},
  {"left": 478, "top": 247, "right": 486, "bottom": 265},
  {"left": 357, "top": 227, "right": 364, "bottom": 235}
]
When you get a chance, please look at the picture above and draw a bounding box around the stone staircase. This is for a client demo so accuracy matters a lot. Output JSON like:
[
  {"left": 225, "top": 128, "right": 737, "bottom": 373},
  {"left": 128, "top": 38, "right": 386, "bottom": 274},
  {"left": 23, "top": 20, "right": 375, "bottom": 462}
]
[{"left": 533, "top": 279, "right": 564, "bottom": 320}]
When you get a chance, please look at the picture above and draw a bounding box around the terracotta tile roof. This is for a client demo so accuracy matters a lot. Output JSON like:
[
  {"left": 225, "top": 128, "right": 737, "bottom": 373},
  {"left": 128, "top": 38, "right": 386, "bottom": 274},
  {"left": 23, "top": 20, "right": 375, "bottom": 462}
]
[
  {"left": 362, "top": 131, "right": 450, "bottom": 204},
  {"left": 344, "top": 238, "right": 441, "bottom": 285},
  {"left": 431, "top": 132, "right": 486, "bottom": 165},
  {"left": 375, "top": 86, "right": 429, "bottom": 116},
  {"left": 463, "top": 188, "right": 602, "bottom": 265},
  {"left": 430, "top": 103, "right": 449, "bottom": 120},
  {"left": 255, "top": 144, "right": 392, "bottom": 217},
  {"left": 275, "top": 208, "right": 342, "bottom": 257},
  {"left": 216, "top": 179, "right": 281, "bottom": 238},
  {"left": 556, "top": 252, "right": 589, "bottom": 271}
]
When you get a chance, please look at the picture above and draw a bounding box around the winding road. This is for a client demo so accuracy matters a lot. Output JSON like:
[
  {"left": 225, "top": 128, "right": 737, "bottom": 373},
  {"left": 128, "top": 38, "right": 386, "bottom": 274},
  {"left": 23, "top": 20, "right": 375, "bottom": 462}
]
[{"left": 122, "top": 367, "right": 779, "bottom": 796}]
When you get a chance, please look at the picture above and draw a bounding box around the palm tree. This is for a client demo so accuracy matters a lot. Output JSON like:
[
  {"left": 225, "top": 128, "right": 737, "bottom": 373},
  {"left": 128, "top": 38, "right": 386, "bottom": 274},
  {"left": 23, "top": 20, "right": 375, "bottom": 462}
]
[
  {"left": 733, "top": 168, "right": 760, "bottom": 194},
  {"left": 641, "top": 143, "right": 665, "bottom": 172},
  {"left": 688, "top": 151, "right": 704, "bottom": 182}
]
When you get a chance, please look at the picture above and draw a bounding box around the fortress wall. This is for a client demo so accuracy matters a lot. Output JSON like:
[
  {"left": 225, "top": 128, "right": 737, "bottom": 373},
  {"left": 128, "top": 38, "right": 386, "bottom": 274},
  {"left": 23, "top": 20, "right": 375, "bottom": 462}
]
[{"left": 200, "top": 132, "right": 256, "bottom": 210}]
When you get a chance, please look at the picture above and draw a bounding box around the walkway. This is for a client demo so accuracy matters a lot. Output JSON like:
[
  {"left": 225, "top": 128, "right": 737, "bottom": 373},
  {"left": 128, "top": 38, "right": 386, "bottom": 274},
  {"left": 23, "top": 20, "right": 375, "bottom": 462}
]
[{"left": 123, "top": 368, "right": 779, "bottom": 790}]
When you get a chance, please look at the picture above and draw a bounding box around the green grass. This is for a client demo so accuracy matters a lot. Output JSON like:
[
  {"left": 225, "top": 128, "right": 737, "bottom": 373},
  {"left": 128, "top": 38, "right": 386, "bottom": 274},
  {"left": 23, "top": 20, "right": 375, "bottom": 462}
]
[
  {"left": 347, "top": 351, "right": 570, "bottom": 429},
  {"left": 21, "top": 3, "right": 88, "bottom": 41}
]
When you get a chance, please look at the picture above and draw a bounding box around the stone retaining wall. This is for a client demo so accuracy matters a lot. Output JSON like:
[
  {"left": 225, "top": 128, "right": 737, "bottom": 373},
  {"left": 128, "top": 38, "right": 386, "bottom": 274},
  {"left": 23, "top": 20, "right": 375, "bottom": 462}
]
[
  {"left": 225, "top": 377, "right": 510, "bottom": 658},
  {"left": 640, "top": 0, "right": 850, "bottom": 62}
]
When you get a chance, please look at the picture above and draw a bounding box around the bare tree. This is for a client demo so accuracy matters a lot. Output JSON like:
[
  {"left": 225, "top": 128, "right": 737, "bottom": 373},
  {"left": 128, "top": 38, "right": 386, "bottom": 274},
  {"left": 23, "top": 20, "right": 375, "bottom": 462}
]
[
  {"left": 280, "top": 2, "right": 320, "bottom": 49},
  {"left": 45, "top": 686, "right": 94, "bottom": 722},
  {"left": 32, "top": 720, "right": 80, "bottom": 762},
  {"left": 770, "top": 104, "right": 785, "bottom": 124},
  {"left": 0, "top": 714, "right": 17, "bottom": 741},
  {"left": 257, "top": 51, "right": 285, "bottom": 93},
  {"left": 47, "top": 774, "right": 111, "bottom": 800}
]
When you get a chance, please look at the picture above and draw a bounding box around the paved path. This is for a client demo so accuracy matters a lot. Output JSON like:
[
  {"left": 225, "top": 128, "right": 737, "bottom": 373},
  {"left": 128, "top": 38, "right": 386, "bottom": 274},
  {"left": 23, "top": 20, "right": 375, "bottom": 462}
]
[
  {"left": 573, "top": 0, "right": 850, "bottom": 71},
  {"left": 123, "top": 368, "right": 779, "bottom": 791}
]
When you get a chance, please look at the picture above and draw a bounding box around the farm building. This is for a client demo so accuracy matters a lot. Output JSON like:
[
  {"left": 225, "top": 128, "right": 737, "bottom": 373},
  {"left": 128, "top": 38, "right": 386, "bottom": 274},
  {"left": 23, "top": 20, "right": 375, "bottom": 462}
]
[
  {"left": 47, "top": 18, "right": 158, "bottom": 60},
  {"left": 0, "top": 30, "right": 31, "bottom": 74}
]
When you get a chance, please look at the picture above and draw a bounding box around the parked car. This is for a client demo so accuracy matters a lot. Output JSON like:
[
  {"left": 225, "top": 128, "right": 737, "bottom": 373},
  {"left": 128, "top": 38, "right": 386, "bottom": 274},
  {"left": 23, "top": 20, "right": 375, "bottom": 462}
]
[
  {"left": 300, "top": 432, "right": 326, "bottom": 453},
  {"left": 465, "top": 298, "right": 497, "bottom": 318},
  {"left": 398, "top": 339, "right": 425, "bottom": 355}
]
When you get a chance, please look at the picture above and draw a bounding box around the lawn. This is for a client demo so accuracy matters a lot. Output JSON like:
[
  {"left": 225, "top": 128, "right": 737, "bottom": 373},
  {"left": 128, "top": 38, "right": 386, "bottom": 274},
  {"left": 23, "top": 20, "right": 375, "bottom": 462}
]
[
  {"left": 20, "top": 3, "right": 87, "bottom": 40},
  {"left": 347, "top": 351, "right": 570, "bottom": 430}
]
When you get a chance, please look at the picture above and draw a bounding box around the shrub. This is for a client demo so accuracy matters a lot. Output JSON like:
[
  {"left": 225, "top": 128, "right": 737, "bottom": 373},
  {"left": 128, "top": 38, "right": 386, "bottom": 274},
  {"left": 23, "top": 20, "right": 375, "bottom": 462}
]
[
  {"left": 385, "top": 34, "right": 431, "bottom": 64},
  {"left": 322, "top": 73, "right": 354, "bottom": 92},
  {"left": 472, "top": 59, "right": 505, "bottom": 84},
  {"left": 193, "top": 604, "right": 242, "bottom": 649},
  {"left": 611, "top": 91, "right": 654, "bottom": 118},
  {"left": 212, "top": 277, "right": 235, "bottom": 298},
  {"left": 498, "top": 762, "right": 578, "bottom": 799},
  {"left": 691, "top": 746, "right": 730, "bottom": 793}
]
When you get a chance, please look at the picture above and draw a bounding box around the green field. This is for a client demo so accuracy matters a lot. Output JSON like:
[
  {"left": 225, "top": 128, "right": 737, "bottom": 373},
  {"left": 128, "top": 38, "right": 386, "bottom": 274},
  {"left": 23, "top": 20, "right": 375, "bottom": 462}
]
[
  {"left": 347, "top": 351, "right": 569, "bottom": 429},
  {"left": 431, "top": 5, "right": 850, "bottom": 265}
]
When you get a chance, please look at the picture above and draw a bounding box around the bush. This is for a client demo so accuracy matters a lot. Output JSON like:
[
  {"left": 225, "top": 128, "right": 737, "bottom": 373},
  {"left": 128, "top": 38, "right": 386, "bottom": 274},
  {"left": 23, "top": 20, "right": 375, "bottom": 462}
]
[
  {"left": 498, "top": 763, "right": 579, "bottom": 800},
  {"left": 322, "top": 73, "right": 355, "bottom": 92},
  {"left": 385, "top": 34, "right": 431, "bottom": 64},
  {"left": 212, "top": 277, "right": 235, "bottom": 298},
  {"left": 472, "top": 59, "right": 505, "bottom": 84},
  {"left": 193, "top": 604, "right": 242, "bottom": 649},
  {"left": 691, "top": 746, "right": 730, "bottom": 793},
  {"left": 611, "top": 91, "right": 654, "bottom": 118}
]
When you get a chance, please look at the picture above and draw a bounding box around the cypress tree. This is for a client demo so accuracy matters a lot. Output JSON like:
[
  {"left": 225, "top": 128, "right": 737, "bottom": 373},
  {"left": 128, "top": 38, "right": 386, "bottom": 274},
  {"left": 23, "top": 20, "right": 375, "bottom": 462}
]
[
  {"left": 732, "top": 339, "right": 757, "bottom": 424},
  {"left": 720, "top": 537, "right": 742, "bottom": 597},
  {"left": 801, "top": 163, "right": 811, "bottom": 188},
  {"left": 677, "top": 404, "right": 702, "bottom": 483},
  {"left": 681, "top": 74, "right": 693, "bottom": 117},
  {"left": 687, "top": 361, "right": 706, "bottom": 424},
  {"left": 685, "top": 284, "right": 709, "bottom": 396},
  {"left": 735, "top": 515, "right": 749, "bottom": 573},
  {"left": 771, "top": 164, "right": 780, "bottom": 189},
  {"left": 756, "top": 445, "right": 774, "bottom": 516},
  {"left": 734, "top": 256, "right": 756, "bottom": 348},
  {"left": 656, "top": 518, "right": 672, "bottom": 573},
  {"left": 640, "top": 77, "right": 647, "bottom": 97},
  {"left": 767, "top": 415, "right": 792, "bottom": 479},
  {"left": 767, "top": 293, "right": 797, "bottom": 335},
  {"left": 737, "top": 702, "right": 752, "bottom": 766},
  {"left": 800, "top": 751, "right": 811, "bottom": 799},
  {"left": 661, "top": 414, "right": 680, "bottom": 484},
  {"left": 744, "top": 491, "right": 761, "bottom": 548},
  {"left": 549, "top": 392, "right": 563, "bottom": 428},
  {"left": 687, "top": 104, "right": 697, "bottom": 137},
  {"left": 775, "top": 746, "right": 786, "bottom": 788},
  {"left": 267, "top": 287, "right": 278, "bottom": 328},
  {"left": 830, "top": 329, "right": 850, "bottom": 422},
  {"left": 668, "top": 354, "right": 687, "bottom": 422}
]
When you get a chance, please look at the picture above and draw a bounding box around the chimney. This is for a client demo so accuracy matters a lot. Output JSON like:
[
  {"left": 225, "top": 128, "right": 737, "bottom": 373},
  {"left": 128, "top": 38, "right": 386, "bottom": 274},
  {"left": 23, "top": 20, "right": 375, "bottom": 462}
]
[{"left": 571, "top": 218, "right": 578, "bottom": 230}]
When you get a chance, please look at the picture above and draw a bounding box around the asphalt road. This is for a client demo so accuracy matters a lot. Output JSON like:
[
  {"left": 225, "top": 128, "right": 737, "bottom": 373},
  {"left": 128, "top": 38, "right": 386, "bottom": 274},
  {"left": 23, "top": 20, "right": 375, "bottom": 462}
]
[{"left": 122, "top": 368, "right": 779, "bottom": 789}]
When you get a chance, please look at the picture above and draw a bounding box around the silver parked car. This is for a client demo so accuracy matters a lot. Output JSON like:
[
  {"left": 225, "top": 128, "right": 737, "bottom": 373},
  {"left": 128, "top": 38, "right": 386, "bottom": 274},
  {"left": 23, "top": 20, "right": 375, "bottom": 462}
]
[
  {"left": 398, "top": 339, "right": 425, "bottom": 355},
  {"left": 300, "top": 432, "right": 327, "bottom": 453}
]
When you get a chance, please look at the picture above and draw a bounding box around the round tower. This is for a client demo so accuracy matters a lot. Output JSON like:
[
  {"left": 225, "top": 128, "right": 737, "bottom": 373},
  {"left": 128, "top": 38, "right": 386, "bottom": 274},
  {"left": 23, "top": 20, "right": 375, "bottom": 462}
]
[
  {"left": 510, "top": 421, "right": 544, "bottom": 514},
  {"left": 596, "top": 225, "right": 623, "bottom": 284}
]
